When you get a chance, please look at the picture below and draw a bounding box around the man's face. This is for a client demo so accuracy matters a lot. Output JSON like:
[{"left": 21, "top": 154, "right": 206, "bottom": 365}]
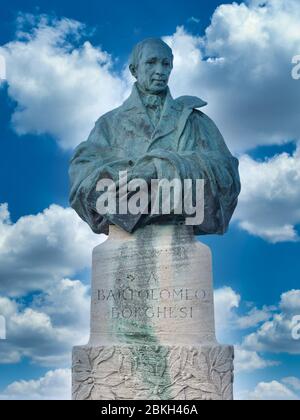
[{"left": 133, "top": 43, "right": 173, "bottom": 94}]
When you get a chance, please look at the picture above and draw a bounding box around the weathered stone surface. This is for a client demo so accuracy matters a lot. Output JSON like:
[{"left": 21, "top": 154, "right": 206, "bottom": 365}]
[
  {"left": 72, "top": 224, "right": 234, "bottom": 400},
  {"left": 89, "top": 224, "right": 216, "bottom": 347},
  {"left": 72, "top": 344, "right": 234, "bottom": 401}
]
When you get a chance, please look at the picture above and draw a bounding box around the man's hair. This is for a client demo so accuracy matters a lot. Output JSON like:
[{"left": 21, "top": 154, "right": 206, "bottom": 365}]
[{"left": 129, "top": 38, "right": 174, "bottom": 69}]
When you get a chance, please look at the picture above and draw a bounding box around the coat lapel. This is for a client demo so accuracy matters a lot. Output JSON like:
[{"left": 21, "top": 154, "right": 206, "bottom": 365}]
[
  {"left": 151, "top": 89, "right": 182, "bottom": 142},
  {"left": 121, "top": 84, "right": 154, "bottom": 139},
  {"left": 120, "top": 83, "right": 183, "bottom": 143}
]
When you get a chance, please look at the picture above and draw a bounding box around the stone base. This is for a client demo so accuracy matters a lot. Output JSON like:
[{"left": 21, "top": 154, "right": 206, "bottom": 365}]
[{"left": 72, "top": 344, "right": 234, "bottom": 400}]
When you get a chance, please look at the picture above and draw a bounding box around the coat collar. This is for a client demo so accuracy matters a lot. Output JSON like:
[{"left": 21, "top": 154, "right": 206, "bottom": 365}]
[{"left": 121, "top": 83, "right": 183, "bottom": 141}]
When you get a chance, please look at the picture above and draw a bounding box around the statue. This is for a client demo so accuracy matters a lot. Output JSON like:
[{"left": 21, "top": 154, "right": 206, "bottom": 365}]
[
  {"left": 70, "top": 38, "right": 241, "bottom": 401},
  {"left": 69, "top": 38, "right": 240, "bottom": 236}
]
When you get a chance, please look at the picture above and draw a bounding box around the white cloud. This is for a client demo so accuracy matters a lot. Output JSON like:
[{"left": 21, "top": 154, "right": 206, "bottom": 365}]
[
  {"left": 32, "top": 278, "right": 90, "bottom": 330},
  {"left": 234, "top": 346, "right": 279, "bottom": 373},
  {"left": 2, "top": 1, "right": 300, "bottom": 154},
  {"left": 164, "top": 2, "right": 300, "bottom": 243},
  {"left": 163, "top": 1, "right": 300, "bottom": 243},
  {"left": 214, "top": 286, "right": 240, "bottom": 336},
  {"left": 2, "top": 4, "right": 300, "bottom": 243},
  {"left": 0, "top": 369, "right": 71, "bottom": 400},
  {"left": 240, "top": 379, "right": 300, "bottom": 400},
  {"left": 0, "top": 203, "right": 10, "bottom": 224},
  {"left": 165, "top": 0, "right": 300, "bottom": 153},
  {"left": 0, "top": 202, "right": 106, "bottom": 364},
  {"left": 0, "top": 14, "right": 128, "bottom": 149},
  {"left": 0, "top": 52, "right": 6, "bottom": 80},
  {"left": 214, "top": 286, "right": 275, "bottom": 334},
  {"left": 243, "top": 290, "right": 300, "bottom": 354},
  {"left": 280, "top": 289, "right": 300, "bottom": 314},
  {"left": 0, "top": 278, "right": 90, "bottom": 366},
  {"left": 214, "top": 287, "right": 279, "bottom": 373},
  {"left": 188, "top": 17, "right": 201, "bottom": 24},
  {"left": 0, "top": 203, "right": 104, "bottom": 296},
  {"left": 282, "top": 377, "right": 300, "bottom": 391},
  {"left": 235, "top": 149, "right": 300, "bottom": 243},
  {"left": 236, "top": 306, "right": 276, "bottom": 329}
]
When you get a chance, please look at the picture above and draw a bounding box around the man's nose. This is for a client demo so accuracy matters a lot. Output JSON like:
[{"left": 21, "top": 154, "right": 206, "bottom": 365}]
[{"left": 154, "top": 63, "right": 166, "bottom": 75}]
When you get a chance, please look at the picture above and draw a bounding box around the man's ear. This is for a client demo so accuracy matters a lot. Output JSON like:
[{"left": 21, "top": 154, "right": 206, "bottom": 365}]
[{"left": 129, "top": 64, "right": 137, "bottom": 79}]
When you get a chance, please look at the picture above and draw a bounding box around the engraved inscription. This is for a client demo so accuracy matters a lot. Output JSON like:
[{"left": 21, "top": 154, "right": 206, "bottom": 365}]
[{"left": 95, "top": 287, "right": 212, "bottom": 320}]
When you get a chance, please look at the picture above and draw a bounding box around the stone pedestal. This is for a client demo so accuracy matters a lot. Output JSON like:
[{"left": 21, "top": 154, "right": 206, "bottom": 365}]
[{"left": 72, "top": 224, "right": 234, "bottom": 400}]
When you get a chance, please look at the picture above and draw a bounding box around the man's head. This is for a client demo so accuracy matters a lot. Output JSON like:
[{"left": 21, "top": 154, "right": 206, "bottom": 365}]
[{"left": 129, "top": 38, "right": 173, "bottom": 94}]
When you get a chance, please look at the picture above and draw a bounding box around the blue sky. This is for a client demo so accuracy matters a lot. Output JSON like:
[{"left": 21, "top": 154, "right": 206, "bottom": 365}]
[{"left": 0, "top": 0, "right": 300, "bottom": 400}]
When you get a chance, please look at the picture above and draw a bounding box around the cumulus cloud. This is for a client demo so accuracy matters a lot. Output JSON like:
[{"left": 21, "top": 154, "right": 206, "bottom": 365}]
[
  {"left": 0, "top": 203, "right": 104, "bottom": 296},
  {"left": 282, "top": 377, "right": 300, "bottom": 391},
  {"left": 214, "top": 286, "right": 275, "bottom": 333},
  {"left": 2, "top": 1, "right": 300, "bottom": 154},
  {"left": 213, "top": 287, "right": 279, "bottom": 373},
  {"left": 234, "top": 346, "right": 279, "bottom": 373},
  {"left": 214, "top": 286, "right": 240, "bottom": 335},
  {"left": 0, "top": 14, "right": 129, "bottom": 149},
  {"left": 163, "top": 0, "right": 300, "bottom": 243},
  {"left": 234, "top": 148, "right": 300, "bottom": 243},
  {"left": 0, "top": 369, "right": 71, "bottom": 400},
  {"left": 0, "top": 278, "right": 90, "bottom": 366},
  {"left": 2, "top": 3, "right": 300, "bottom": 243},
  {"left": 214, "top": 287, "right": 274, "bottom": 331},
  {"left": 243, "top": 290, "right": 300, "bottom": 354},
  {"left": 0, "top": 203, "right": 105, "bottom": 364},
  {"left": 240, "top": 378, "right": 300, "bottom": 400},
  {"left": 0, "top": 52, "right": 6, "bottom": 81},
  {"left": 165, "top": 0, "right": 300, "bottom": 153},
  {"left": 236, "top": 306, "right": 276, "bottom": 329}
]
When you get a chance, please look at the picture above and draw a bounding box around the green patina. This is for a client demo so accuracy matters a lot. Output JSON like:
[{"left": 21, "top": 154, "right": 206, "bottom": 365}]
[
  {"left": 69, "top": 39, "right": 241, "bottom": 238},
  {"left": 112, "top": 227, "right": 173, "bottom": 400}
]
